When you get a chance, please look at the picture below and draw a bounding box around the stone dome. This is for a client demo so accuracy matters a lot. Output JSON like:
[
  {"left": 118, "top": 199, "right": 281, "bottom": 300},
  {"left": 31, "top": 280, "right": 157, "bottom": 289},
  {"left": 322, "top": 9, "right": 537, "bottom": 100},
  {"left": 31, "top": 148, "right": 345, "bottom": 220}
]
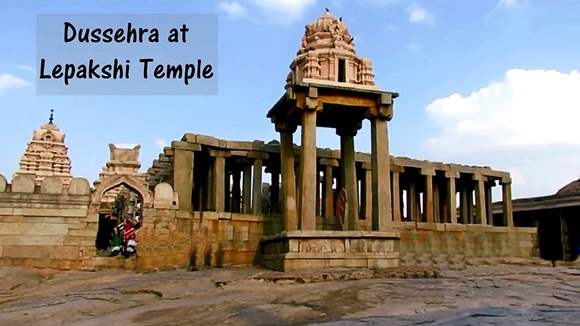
[
  {"left": 287, "top": 10, "right": 376, "bottom": 88},
  {"left": 557, "top": 178, "right": 580, "bottom": 195},
  {"left": 297, "top": 11, "right": 355, "bottom": 55}
]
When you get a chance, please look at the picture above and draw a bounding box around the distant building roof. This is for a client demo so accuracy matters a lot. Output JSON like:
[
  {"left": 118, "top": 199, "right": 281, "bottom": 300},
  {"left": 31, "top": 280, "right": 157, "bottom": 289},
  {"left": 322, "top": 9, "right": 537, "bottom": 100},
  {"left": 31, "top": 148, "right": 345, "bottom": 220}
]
[{"left": 557, "top": 178, "right": 580, "bottom": 196}]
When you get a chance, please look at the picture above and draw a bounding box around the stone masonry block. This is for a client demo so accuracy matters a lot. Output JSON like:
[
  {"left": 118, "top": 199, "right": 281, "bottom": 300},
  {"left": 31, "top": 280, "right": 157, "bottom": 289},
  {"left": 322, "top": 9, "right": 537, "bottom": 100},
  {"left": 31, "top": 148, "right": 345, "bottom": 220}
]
[
  {"left": 11, "top": 175, "right": 35, "bottom": 193},
  {"left": 68, "top": 178, "right": 91, "bottom": 195},
  {"left": 40, "top": 176, "right": 65, "bottom": 194},
  {"left": 0, "top": 175, "right": 6, "bottom": 192}
]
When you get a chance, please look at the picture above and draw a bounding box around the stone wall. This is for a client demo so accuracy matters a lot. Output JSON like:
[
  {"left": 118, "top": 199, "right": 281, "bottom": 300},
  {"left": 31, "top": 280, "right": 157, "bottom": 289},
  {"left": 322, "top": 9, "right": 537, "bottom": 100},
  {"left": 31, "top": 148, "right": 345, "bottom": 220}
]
[
  {"left": 0, "top": 175, "right": 95, "bottom": 270},
  {"left": 395, "top": 223, "right": 538, "bottom": 268}
]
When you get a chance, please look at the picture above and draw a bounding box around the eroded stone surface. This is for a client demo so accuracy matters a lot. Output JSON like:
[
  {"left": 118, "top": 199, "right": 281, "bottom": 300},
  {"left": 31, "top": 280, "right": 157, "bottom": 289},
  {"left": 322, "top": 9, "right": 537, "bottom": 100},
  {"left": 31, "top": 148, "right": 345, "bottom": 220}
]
[{"left": 1, "top": 264, "right": 579, "bottom": 325}]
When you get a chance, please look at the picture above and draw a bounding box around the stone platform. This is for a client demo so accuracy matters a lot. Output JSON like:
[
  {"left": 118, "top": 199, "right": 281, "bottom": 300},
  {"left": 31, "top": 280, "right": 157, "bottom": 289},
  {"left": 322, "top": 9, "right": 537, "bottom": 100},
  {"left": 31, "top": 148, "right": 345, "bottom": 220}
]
[{"left": 259, "top": 231, "right": 400, "bottom": 272}]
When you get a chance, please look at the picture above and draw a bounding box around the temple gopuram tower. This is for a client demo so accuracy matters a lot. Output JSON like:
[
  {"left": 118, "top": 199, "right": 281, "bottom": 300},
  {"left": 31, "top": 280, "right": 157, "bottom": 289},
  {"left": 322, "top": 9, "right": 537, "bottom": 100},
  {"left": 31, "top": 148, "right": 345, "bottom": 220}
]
[
  {"left": 15, "top": 110, "right": 72, "bottom": 186},
  {"left": 268, "top": 10, "right": 398, "bottom": 232}
]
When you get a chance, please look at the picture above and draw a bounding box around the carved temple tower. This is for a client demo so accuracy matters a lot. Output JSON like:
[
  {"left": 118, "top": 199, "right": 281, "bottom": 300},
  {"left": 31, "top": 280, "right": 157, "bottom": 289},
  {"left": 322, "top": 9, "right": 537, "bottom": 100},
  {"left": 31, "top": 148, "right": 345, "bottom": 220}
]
[
  {"left": 15, "top": 110, "right": 72, "bottom": 186},
  {"left": 269, "top": 10, "right": 398, "bottom": 232}
]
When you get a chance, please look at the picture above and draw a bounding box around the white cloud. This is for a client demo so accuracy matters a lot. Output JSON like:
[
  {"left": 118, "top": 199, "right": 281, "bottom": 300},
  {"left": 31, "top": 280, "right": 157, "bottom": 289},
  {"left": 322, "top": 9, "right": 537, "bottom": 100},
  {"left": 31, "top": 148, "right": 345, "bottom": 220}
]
[
  {"left": 16, "top": 64, "right": 34, "bottom": 73},
  {"left": 219, "top": 1, "right": 248, "bottom": 17},
  {"left": 407, "top": 3, "right": 434, "bottom": 25},
  {"left": 154, "top": 137, "right": 168, "bottom": 150},
  {"left": 424, "top": 69, "right": 580, "bottom": 198},
  {"left": 251, "top": 0, "right": 317, "bottom": 22},
  {"left": 0, "top": 74, "right": 28, "bottom": 94}
]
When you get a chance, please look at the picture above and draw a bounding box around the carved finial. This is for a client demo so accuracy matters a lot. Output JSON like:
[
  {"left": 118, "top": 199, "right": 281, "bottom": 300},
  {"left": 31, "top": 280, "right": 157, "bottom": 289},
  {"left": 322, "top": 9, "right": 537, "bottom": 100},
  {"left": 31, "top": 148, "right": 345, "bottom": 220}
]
[
  {"left": 48, "top": 109, "right": 54, "bottom": 124},
  {"left": 325, "top": 7, "right": 330, "bottom": 12},
  {"left": 339, "top": 16, "right": 342, "bottom": 22}
]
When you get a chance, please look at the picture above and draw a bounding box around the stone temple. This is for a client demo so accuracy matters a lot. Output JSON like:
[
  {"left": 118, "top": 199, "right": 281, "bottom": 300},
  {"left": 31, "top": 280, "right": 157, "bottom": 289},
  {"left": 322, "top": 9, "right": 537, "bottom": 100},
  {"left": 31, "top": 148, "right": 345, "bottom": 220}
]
[{"left": 0, "top": 12, "right": 544, "bottom": 271}]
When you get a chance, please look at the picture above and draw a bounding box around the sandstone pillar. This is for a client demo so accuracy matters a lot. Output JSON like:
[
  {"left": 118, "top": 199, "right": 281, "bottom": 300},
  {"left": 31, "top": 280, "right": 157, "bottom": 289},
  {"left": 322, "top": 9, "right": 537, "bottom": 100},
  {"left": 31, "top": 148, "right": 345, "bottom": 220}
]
[
  {"left": 232, "top": 169, "right": 241, "bottom": 213},
  {"left": 502, "top": 178, "right": 514, "bottom": 227},
  {"left": 338, "top": 125, "right": 360, "bottom": 230},
  {"left": 445, "top": 171, "right": 459, "bottom": 224},
  {"left": 242, "top": 164, "right": 252, "bottom": 214},
  {"left": 460, "top": 183, "right": 469, "bottom": 224},
  {"left": 320, "top": 158, "right": 338, "bottom": 219},
  {"left": 391, "top": 166, "right": 403, "bottom": 223},
  {"left": 252, "top": 158, "right": 263, "bottom": 215},
  {"left": 206, "top": 159, "right": 214, "bottom": 210},
  {"left": 433, "top": 178, "right": 440, "bottom": 223},
  {"left": 474, "top": 174, "right": 487, "bottom": 225},
  {"left": 370, "top": 117, "right": 392, "bottom": 231},
  {"left": 172, "top": 142, "right": 200, "bottom": 212},
  {"left": 277, "top": 123, "right": 298, "bottom": 231},
  {"left": 485, "top": 181, "right": 494, "bottom": 225},
  {"left": 361, "top": 162, "right": 373, "bottom": 226},
  {"left": 270, "top": 169, "right": 280, "bottom": 214},
  {"left": 298, "top": 109, "right": 317, "bottom": 231},
  {"left": 210, "top": 150, "right": 229, "bottom": 213},
  {"left": 407, "top": 178, "right": 417, "bottom": 222},
  {"left": 421, "top": 168, "right": 435, "bottom": 224}
]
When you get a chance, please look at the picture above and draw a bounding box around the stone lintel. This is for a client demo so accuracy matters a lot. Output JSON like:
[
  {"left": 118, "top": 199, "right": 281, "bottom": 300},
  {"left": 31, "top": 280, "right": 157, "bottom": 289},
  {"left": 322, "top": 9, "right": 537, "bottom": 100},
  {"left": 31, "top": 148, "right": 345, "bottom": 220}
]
[
  {"left": 229, "top": 150, "right": 249, "bottom": 157},
  {"left": 248, "top": 151, "right": 269, "bottom": 160},
  {"left": 361, "top": 162, "right": 372, "bottom": 170},
  {"left": 171, "top": 141, "right": 201, "bottom": 151},
  {"left": 444, "top": 170, "right": 460, "bottom": 179},
  {"left": 390, "top": 165, "right": 404, "bottom": 173},
  {"left": 209, "top": 149, "right": 231, "bottom": 158},
  {"left": 319, "top": 158, "right": 339, "bottom": 167},
  {"left": 472, "top": 173, "right": 487, "bottom": 181},
  {"left": 501, "top": 176, "right": 512, "bottom": 184},
  {"left": 420, "top": 168, "right": 436, "bottom": 176}
]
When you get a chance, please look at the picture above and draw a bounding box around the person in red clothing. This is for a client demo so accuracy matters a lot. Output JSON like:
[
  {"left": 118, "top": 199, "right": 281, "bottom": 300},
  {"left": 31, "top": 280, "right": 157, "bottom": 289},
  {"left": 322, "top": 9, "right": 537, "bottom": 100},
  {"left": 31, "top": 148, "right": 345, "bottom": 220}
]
[{"left": 122, "top": 218, "right": 137, "bottom": 258}]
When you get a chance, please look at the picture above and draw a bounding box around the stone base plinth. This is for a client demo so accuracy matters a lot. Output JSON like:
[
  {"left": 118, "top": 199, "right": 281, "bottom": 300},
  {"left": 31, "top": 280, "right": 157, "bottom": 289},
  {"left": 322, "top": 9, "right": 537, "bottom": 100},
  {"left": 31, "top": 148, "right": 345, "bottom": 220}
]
[{"left": 259, "top": 231, "right": 400, "bottom": 272}]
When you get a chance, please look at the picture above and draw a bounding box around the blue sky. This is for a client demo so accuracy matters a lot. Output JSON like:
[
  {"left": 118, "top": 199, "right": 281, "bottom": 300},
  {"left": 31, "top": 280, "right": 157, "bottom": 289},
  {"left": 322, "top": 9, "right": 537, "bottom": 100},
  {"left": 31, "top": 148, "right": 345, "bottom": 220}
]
[{"left": 1, "top": 0, "right": 579, "bottom": 198}]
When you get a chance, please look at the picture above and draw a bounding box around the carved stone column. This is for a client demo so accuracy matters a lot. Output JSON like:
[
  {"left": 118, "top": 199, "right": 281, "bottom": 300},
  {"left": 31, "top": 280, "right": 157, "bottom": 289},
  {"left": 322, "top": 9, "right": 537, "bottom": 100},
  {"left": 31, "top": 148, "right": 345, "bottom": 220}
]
[
  {"left": 337, "top": 124, "right": 360, "bottom": 231},
  {"left": 231, "top": 168, "right": 241, "bottom": 213},
  {"left": 299, "top": 108, "right": 317, "bottom": 230},
  {"left": 391, "top": 165, "right": 404, "bottom": 223},
  {"left": 251, "top": 156, "right": 264, "bottom": 215},
  {"left": 277, "top": 122, "right": 298, "bottom": 231},
  {"left": 421, "top": 168, "right": 435, "bottom": 224},
  {"left": 361, "top": 162, "right": 373, "bottom": 227},
  {"left": 370, "top": 117, "right": 392, "bottom": 231},
  {"left": 210, "top": 150, "right": 230, "bottom": 213},
  {"left": 407, "top": 177, "right": 417, "bottom": 222},
  {"left": 242, "top": 163, "right": 252, "bottom": 214},
  {"left": 473, "top": 173, "right": 487, "bottom": 225},
  {"left": 485, "top": 180, "right": 494, "bottom": 225},
  {"left": 445, "top": 171, "right": 459, "bottom": 224},
  {"left": 320, "top": 158, "right": 338, "bottom": 221},
  {"left": 502, "top": 177, "right": 514, "bottom": 227}
]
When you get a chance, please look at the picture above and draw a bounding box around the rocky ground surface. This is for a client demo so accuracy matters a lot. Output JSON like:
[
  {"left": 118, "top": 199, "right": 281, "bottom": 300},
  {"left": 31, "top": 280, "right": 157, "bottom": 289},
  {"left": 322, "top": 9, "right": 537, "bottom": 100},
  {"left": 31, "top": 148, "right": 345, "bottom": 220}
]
[{"left": 1, "top": 263, "right": 580, "bottom": 325}]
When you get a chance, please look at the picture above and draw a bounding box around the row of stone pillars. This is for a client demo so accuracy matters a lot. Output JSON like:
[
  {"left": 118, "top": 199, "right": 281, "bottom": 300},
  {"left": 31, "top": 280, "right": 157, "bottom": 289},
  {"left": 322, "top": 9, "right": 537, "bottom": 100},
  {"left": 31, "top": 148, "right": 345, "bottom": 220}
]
[
  {"left": 276, "top": 112, "right": 392, "bottom": 232},
  {"left": 392, "top": 169, "right": 514, "bottom": 227}
]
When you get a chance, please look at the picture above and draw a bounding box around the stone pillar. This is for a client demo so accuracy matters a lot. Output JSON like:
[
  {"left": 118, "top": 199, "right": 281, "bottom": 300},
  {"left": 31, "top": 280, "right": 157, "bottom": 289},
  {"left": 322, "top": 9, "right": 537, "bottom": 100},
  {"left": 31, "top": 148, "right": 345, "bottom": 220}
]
[
  {"left": 361, "top": 162, "right": 373, "bottom": 227},
  {"left": 277, "top": 123, "right": 298, "bottom": 231},
  {"left": 172, "top": 141, "right": 200, "bottom": 212},
  {"left": 460, "top": 182, "right": 469, "bottom": 224},
  {"left": 433, "top": 178, "right": 440, "bottom": 223},
  {"left": 421, "top": 168, "right": 435, "bottom": 224},
  {"left": 206, "top": 159, "right": 214, "bottom": 210},
  {"left": 473, "top": 174, "right": 487, "bottom": 225},
  {"left": 338, "top": 125, "right": 360, "bottom": 231},
  {"left": 467, "top": 184, "right": 474, "bottom": 224},
  {"left": 242, "top": 164, "right": 252, "bottom": 214},
  {"left": 252, "top": 157, "right": 263, "bottom": 215},
  {"left": 231, "top": 168, "right": 241, "bottom": 213},
  {"left": 370, "top": 117, "right": 392, "bottom": 231},
  {"left": 299, "top": 109, "right": 317, "bottom": 231},
  {"left": 485, "top": 181, "right": 494, "bottom": 225},
  {"left": 210, "top": 150, "right": 229, "bottom": 213},
  {"left": 445, "top": 171, "right": 459, "bottom": 224},
  {"left": 320, "top": 158, "right": 338, "bottom": 219},
  {"left": 502, "top": 178, "right": 514, "bottom": 227},
  {"left": 391, "top": 166, "right": 403, "bottom": 223},
  {"left": 270, "top": 168, "right": 280, "bottom": 214},
  {"left": 407, "top": 178, "right": 417, "bottom": 222}
]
